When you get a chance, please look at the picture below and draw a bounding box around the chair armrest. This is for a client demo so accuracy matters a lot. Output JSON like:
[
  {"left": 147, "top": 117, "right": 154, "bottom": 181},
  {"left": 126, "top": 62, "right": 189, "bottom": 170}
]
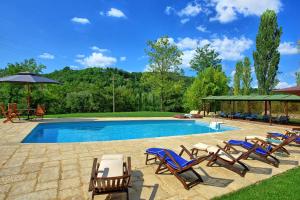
[
  {"left": 223, "top": 141, "right": 239, "bottom": 153},
  {"left": 179, "top": 145, "right": 194, "bottom": 158},
  {"left": 88, "top": 158, "right": 98, "bottom": 191}
]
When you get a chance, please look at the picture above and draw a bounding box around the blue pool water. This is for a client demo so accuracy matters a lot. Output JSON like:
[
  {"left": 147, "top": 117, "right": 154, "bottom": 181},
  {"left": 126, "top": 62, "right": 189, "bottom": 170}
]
[{"left": 22, "top": 120, "right": 237, "bottom": 143}]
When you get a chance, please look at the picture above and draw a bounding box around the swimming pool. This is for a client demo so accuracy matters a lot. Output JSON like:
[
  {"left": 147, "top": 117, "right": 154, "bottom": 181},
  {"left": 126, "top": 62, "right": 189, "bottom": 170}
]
[{"left": 22, "top": 120, "right": 237, "bottom": 143}]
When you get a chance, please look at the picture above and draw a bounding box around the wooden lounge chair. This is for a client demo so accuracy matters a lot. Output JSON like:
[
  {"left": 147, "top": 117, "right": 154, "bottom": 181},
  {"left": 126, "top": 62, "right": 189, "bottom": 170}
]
[
  {"left": 245, "top": 135, "right": 294, "bottom": 155},
  {"left": 35, "top": 104, "right": 45, "bottom": 119},
  {"left": 8, "top": 103, "right": 21, "bottom": 120},
  {"left": 223, "top": 140, "right": 281, "bottom": 167},
  {"left": 267, "top": 131, "right": 300, "bottom": 144},
  {"left": 145, "top": 147, "right": 210, "bottom": 190},
  {"left": 190, "top": 143, "right": 249, "bottom": 177},
  {"left": 89, "top": 154, "right": 131, "bottom": 200},
  {"left": 1, "top": 103, "right": 16, "bottom": 123}
]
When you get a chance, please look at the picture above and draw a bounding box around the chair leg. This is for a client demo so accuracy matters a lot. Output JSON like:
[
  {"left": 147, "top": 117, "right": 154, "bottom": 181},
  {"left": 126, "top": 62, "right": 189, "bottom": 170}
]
[{"left": 126, "top": 188, "right": 129, "bottom": 200}]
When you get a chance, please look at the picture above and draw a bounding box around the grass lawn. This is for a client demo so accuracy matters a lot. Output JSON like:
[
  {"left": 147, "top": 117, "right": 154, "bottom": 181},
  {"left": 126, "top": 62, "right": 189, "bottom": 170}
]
[
  {"left": 45, "top": 111, "right": 183, "bottom": 118},
  {"left": 214, "top": 167, "right": 300, "bottom": 200}
]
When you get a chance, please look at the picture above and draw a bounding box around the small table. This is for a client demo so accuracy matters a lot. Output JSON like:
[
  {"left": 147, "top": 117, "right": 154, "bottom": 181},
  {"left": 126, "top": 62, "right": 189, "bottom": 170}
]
[{"left": 18, "top": 108, "right": 36, "bottom": 120}]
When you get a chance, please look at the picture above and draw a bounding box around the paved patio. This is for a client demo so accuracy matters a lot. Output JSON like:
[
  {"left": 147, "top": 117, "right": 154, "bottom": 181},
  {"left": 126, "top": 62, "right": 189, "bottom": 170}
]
[{"left": 0, "top": 117, "right": 299, "bottom": 200}]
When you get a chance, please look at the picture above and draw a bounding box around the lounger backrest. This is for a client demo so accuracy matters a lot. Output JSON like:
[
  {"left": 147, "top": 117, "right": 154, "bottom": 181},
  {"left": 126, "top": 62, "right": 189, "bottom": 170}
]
[
  {"left": 96, "top": 174, "right": 131, "bottom": 192},
  {"left": 270, "top": 135, "right": 297, "bottom": 153},
  {"left": 94, "top": 157, "right": 131, "bottom": 192}
]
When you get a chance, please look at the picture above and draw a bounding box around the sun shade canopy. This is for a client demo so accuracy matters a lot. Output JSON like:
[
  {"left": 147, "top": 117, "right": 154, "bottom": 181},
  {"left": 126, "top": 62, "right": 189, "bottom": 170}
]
[
  {"left": 202, "top": 94, "right": 300, "bottom": 102},
  {"left": 0, "top": 72, "right": 59, "bottom": 84}
]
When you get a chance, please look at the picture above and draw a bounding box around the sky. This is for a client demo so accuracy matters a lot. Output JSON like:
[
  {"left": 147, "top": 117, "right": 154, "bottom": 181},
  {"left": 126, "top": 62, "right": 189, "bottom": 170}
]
[{"left": 0, "top": 0, "right": 299, "bottom": 88}]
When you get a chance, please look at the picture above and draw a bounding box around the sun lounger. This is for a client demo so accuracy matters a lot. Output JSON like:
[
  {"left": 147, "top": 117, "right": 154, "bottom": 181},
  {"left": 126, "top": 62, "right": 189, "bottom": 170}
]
[
  {"left": 224, "top": 140, "right": 280, "bottom": 167},
  {"left": 145, "top": 147, "right": 210, "bottom": 190},
  {"left": 245, "top": 114, "right": 258, "bottom": 121},
  {"left": 245, "top": 135, "right": 291, "bottom": 155},
  {"left": 191, "top": 143, "right": 249, "bottom": 176},
  {"left": 267, "top": 131, "right": 300, "bottom": 144},
  {"left": 89, "top": 154, "right": 131, "bottom": 200}
]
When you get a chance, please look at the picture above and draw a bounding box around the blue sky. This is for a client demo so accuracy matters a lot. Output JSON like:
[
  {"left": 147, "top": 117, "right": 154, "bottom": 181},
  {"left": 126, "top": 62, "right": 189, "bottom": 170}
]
[{"left": 0, "top": 0, "right": 299, "bottom": 88}]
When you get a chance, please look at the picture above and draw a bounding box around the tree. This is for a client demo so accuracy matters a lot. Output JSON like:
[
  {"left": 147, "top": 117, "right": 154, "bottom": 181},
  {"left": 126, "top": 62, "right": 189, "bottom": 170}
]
[
  {"left": 242, "top": 57, "right": 252, "bottom": 95},
  {"left": 253, "top": 10, "right": 282, "bottom": 94},
  {"left": 233, "top": 61, "right": 243, "bottom": 95},
  {"left": 296, "top": 72, "right": 300, "bottom": 86},
  {"left": 190, "top": 44, "right": 221, "bottom": 73},
  {"left": 183, "top": 67, "right": 229, "bottom": 111},
  {"left": 142, "top": 36, "right": 183, "bottom": 111},
  {"left": 0, "top": 59, "right": 46, "bottom": 105}
]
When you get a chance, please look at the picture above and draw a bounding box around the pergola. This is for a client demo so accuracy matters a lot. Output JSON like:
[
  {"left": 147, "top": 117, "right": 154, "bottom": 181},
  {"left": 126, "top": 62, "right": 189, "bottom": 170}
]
[{"left": 202, "top": 94, "right": 300, "bottom": 125}]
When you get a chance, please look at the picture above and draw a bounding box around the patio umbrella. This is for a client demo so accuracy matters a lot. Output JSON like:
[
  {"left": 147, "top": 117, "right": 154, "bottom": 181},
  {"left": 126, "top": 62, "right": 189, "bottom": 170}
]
[
  {"left": 0, "top": 72, "right": 59, "bottom": 118},
  {"left": 273, "top": 86, "right": 300, "bottom": 96}
]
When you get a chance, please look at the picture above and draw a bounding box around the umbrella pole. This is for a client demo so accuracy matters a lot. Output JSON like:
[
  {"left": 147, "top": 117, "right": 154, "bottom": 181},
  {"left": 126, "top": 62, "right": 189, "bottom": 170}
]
[{"left": 27, "top": 84, "right": 31, "bottom": 120}]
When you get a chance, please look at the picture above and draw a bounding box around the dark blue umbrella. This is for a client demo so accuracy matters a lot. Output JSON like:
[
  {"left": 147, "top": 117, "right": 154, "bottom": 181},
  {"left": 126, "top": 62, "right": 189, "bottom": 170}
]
[{"left": 0, "top": 72, "right": 59, "bottom": 118}]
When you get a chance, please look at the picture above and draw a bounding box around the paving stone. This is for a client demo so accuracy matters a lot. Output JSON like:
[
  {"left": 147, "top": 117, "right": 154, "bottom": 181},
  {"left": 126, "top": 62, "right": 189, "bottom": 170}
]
[
  {"left": 59, "top": 177, "right": 81, "bottom": 190},
  {"left": 0, "top": 174, "right": 26, "bottom": 185},
  {"left": 7, "top": 188, "right": 57, "bottom": 200},
  {"left": 21, "top": 163, "right": 42, "bottom": 173},
  {"left": 61, "top": 169, "right": 80, "bottom": 179},
  {"left": 38, "top": 167, "right": 59, "bottom": 183},
  {"left": 35, "top": 181, "right": 58, "bottom": 191},
  {"left": 58, "top": 188, "right": 82, "bottom": 199},
  {"left": 0, "top": 183, "right": 11, "bottom": 193},
  {"left": 9, "top": 180, "right": 36, "bottom": 195},
  {"left": 0, "top": 166, "right": 21, "bottom": 177}
]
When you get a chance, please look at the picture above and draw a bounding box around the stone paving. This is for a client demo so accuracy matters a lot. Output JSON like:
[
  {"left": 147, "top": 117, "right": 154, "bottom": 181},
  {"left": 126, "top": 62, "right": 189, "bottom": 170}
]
[{"left": 0, "top": 117, "right": 299, "bottom": 200}]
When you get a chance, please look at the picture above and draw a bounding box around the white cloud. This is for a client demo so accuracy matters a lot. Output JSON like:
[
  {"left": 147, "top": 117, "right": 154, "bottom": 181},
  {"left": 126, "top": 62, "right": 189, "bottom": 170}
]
[
  {"left": 181, "top": 49, "right": 196, "bottom": 67},
  {"left": 99, "top": 11, "right": 104, "bottom": 16},
  {"left": 180, "top": 18, "right": 190, "bottom": 24},
  {"left": 196, "top": 25, "right": 208, "bottom": 32},
  {"left": 107, "top": 8, "right": 126, "bottom": 18},
  {"left": 69, "top": 65, "right": 80, "bottom": 70},
  {"left": 39, "top": 52, "right": 55, "bottom": 60},
  {"left": 231, "top": 70, "right": 236, "bottom": 77},
  {"left": 76, "top": 52, "right": 117, "bottom": 68},
  {"left": 76, "top": 54, "right": 85, "bottom": 58},
  {"left": 209, "top": 0, "right": 282, "bottom": 23},
  {"left": 71, "top": 17, "right": 90, "bottom": 24},
  {"left": 174, "top": 36, "right": 252, "bottom": 67},
  {"left": 165, "top": 6, "right": 175, "bottom": 15},
  {"left": 120, "top": 56, "right": 127, "bottom": 61},
  {"left": 279, "top": 42, "right": 298, "bottom": 55},
  {"left": 90, "top": 46, "right": 108, "bottom": 52},
  {"left": 275, "top": 81, "right": 293, "bottom": 89},
  {"left": 178, "top": 2, "right": 202, "bottom": 17},
  {"left": 176, "top": 37, "right": 199, "bottom": 50},
  {"left": 210, "top": 36, "right": 253, "bottom": 60}
]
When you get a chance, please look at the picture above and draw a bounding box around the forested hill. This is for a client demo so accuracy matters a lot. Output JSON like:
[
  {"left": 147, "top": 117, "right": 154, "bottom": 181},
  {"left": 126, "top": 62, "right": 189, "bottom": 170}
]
[{"left": 41, "top": 67, "right": 193, "bottom": 114}]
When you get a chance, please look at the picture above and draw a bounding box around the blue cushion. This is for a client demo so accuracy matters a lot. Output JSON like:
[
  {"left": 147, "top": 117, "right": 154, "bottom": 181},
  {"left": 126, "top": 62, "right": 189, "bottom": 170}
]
[
  {"left": 228, "top": 140, "right": 268, "bottom": 155},
  {"left": 146, "top": 148, "right": 164, "bottom": 155},
  {"left": 268, "top": 132, "right": 288, "bottom": 139},
  {"left": 157, "top": 149, "right": 193, "bottom": 169},
  {"left": 296, "top": 138, "right": 300, "bottom": 143}
]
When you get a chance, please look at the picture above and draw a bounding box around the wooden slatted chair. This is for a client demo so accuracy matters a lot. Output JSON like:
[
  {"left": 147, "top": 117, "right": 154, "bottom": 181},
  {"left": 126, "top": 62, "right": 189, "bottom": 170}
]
[
  {"left": 1, "top": 103, "right": 16, "bottom": 123},
  {"left": 8, "top": 103, "right": 21, "bottom": 120},
  {"left": 146, "top": 147, "right": 210, "bottom": 190},
  {"left": 35, "top": 104, "right": 45, "bottom": 119},
  {"left": 89, "top": 154, "right": 131, "bottom": 200},
  {"left": 190, "top": 143, "right": 249, "bottom": 177}
]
